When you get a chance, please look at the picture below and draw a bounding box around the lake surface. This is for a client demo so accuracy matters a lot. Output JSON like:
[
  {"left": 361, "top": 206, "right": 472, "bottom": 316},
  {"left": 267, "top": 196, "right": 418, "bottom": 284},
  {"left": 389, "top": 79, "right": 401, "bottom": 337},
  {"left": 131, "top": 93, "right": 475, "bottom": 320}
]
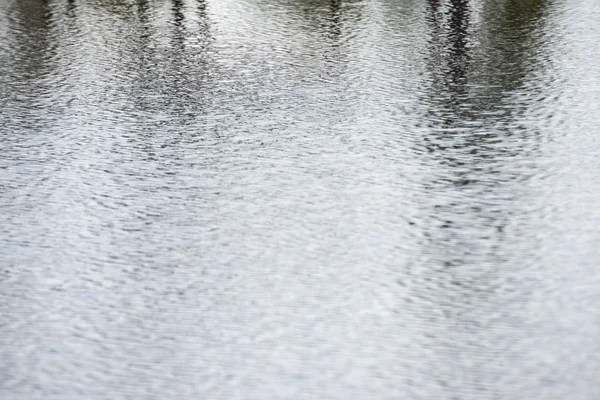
[{"left": 1, "top": 0, "right": 600, "bottom": 399}]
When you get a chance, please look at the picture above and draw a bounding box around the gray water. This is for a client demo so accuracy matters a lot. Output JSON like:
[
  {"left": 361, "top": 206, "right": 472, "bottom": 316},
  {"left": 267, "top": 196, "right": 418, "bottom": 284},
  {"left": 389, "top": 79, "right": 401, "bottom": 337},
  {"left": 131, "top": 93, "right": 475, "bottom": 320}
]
[{"left": 1, "top": 0, "right": 600, "bottom": 399}]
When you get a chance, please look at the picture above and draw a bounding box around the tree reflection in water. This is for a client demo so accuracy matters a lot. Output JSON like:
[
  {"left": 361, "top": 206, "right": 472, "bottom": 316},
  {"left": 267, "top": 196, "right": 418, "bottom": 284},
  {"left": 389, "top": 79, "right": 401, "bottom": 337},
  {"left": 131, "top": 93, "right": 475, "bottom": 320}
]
[{"left": 1, "top": 1, "right": 598, "bottom": 400}]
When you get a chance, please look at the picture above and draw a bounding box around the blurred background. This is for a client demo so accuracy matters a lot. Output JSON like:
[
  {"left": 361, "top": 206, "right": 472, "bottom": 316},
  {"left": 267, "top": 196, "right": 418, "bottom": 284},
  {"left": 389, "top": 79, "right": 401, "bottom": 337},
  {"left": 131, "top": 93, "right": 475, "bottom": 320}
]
[{"left": 1, "top": 0, "right": 600, "bottom": 398}]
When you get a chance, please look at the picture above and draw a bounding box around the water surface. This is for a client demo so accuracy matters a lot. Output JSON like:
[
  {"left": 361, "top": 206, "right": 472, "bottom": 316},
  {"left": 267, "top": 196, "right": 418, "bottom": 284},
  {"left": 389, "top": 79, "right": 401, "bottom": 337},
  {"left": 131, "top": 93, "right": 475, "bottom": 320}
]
[{"left": 1, "top": 0, "right": 600, "bottom": 399}]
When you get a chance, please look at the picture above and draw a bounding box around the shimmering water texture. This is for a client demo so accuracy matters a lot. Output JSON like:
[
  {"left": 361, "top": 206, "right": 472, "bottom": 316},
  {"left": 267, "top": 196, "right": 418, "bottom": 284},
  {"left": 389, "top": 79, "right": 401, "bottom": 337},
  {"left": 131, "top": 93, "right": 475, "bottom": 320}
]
[{"left": 1, "top": 0, "right": 600, "bottom": 399}]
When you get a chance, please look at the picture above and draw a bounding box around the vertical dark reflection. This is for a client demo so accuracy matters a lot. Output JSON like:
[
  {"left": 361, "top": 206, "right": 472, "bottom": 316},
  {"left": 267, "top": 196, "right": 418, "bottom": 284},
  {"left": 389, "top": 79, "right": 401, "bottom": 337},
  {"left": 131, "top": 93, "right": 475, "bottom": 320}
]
[
  {"left": 420, "top": 0, "right": 479, "bottom": 287},
  {"left": 410, "top": 1, "right": 505, "bottom": 396},
  {"left": 196, "top": 0, "right": 208, "bottom": 28},
  {"left": 328, "top": 0, "right": 342, "bottom": 41},
  {"left": 166, "top": 0, "right": 214, "bottom": 120},
  {"left": 195, "top": 0, "right": 212, "bottom": 60},
  {"left": 130, "top": 0, "right": 156, "bottom": 104},
  {"left": 447, "top": 0, "right": 470, "bottom": 88},
  {"left": 136, "top": 0, "right": 149, "bottom": 17},
  {"left": 65, "top": 0, "right": 79, "bottom": 23},
  {"left": 172, "top": 0, "right": 186, "bottom": 37},
  {"left": 169, "top": 0, "right": 188, "bottom": 99},
  {"left": 409, "top": 0, "right": 554, "bottom": 397},
  {"left": 322, "top": 0, "right": 346, "bottom": 79},
  {"left": 476, "top": 0, "right": 550, "bottom": 104},
  {"left": 0, "top": 0, "right": 59, "bottom": 135},
  {"left": 287, "top": 0, "right": 364, "bottom": 81},
  {"left": 427, "top": 0, "right": 471, "bottom": 123},
  {"left": 134, "top": 0, "right": 152, "bottom": 61},
  {"left": 0, "top": 0, "right": 57, "bottom": 389},
  {"left": 420, "top": 0, "right": 551, "bottom": 235},
  {"left": 417, "top": 0, "right": 552, "bottom": 297},
  {"left": 134, "top": 0, "right": 153, "bottom": 63},
  {"left": 5, "top": 0, "right": 54, "bottom": 81},
  {"left": 126, "top": 0, "right": 214, "bottom": 158}
]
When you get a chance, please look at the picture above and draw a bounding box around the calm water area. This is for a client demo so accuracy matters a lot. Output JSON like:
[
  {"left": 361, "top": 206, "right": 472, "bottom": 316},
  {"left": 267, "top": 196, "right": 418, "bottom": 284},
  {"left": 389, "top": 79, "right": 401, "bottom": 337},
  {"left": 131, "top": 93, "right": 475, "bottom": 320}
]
[{"left": 1, "top": 0, "right": 600, "bottom": 399}]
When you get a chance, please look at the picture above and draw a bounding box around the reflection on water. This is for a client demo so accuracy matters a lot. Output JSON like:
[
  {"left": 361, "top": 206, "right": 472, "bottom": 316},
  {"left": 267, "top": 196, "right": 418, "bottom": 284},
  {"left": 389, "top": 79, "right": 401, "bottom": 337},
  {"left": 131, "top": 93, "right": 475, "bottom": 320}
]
[{"left": 1, "top": 0, "right": 600, "bottom": 399}]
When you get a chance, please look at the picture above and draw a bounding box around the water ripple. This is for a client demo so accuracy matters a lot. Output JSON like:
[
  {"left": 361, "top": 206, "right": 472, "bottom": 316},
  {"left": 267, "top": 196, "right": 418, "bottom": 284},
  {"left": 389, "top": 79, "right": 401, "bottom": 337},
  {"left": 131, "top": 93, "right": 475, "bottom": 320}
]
[{"left": 1, "top": 0, "right": 600, "bottom": 399}]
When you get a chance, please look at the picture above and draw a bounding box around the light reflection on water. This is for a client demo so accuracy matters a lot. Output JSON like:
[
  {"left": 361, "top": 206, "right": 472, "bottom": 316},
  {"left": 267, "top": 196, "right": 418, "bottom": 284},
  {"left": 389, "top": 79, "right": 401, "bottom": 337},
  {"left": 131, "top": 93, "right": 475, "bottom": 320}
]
[{"left": 1, "top": 0, "right": 600, "bottom": 399}]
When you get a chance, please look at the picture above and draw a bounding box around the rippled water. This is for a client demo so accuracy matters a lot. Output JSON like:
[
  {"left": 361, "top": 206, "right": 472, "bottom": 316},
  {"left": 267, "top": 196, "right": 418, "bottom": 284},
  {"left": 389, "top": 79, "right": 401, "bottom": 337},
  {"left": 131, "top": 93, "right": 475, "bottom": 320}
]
[{"left": 1, "top": 0, "right": 600, "bottom": 398}]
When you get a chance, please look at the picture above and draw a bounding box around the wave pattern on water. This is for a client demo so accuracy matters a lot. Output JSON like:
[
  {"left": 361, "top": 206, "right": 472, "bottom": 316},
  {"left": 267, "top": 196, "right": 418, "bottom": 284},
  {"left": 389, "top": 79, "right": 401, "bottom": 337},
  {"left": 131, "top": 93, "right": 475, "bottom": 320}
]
[{"left": 1, "top": 0, "right": 600, "bottom": 399}]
